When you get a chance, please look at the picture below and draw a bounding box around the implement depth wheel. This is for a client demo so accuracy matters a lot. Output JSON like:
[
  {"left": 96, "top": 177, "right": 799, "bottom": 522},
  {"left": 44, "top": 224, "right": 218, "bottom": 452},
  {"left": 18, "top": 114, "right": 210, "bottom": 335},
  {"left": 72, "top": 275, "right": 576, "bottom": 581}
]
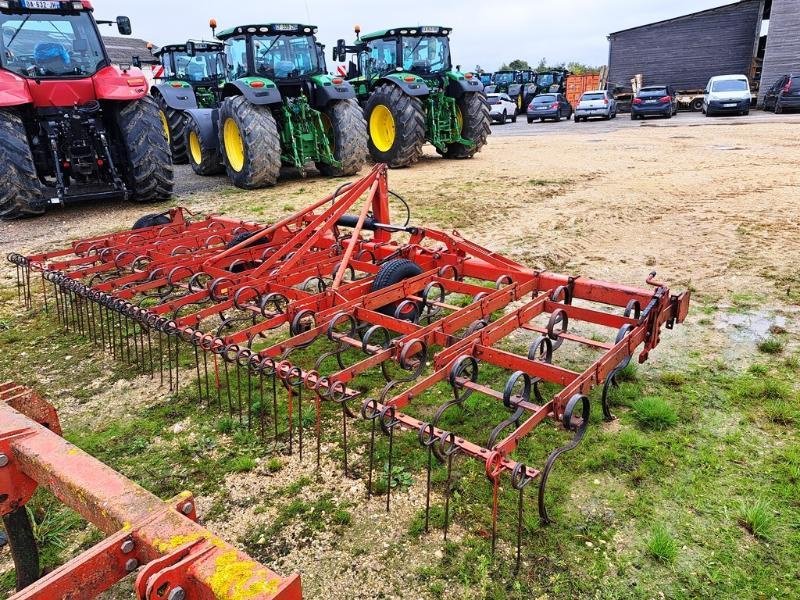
[
  {"left": 441, "top": 92, "right": 491, "bottom": 159},
  {"left": 115, "top": 96, "right": 174, "bottom": 202},
  {"left": 155, "top": 94, "right": 188, "bottom": 164},
  {"left": 316, "top": 98, "right": 368, "bottom": 177},
  {"left": 0, "top": 109, "right": 44, "bottom": 220},
  {"left": 218, "top": 96, "right": 281, "bottom": 189},
  {"left": 365, "top": 83, "right": 425, "bottom": 168},
  {"left": 186, "top": 115, "right": 224, "bottom": 176}
]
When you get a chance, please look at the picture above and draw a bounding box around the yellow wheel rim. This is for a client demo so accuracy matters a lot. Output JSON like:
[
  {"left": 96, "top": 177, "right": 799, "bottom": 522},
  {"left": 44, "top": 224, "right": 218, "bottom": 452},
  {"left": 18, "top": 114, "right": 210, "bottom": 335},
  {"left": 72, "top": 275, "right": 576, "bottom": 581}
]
[
  {"left": 369, "top": 105, "right": 395, "bottom": 153},
  {"left": 517, "top": 95, "right": 522, "bottom": 110},
  {"left": 189, "top": 130, "right": 202, "bottom": 165},
  {"left": 455, "top": 106, "right": 464, "bottom": 133},
  {"left": 223, "top": 118, "right": 245, "bottom": 172},
  {"left": 159, "top": 110, "right": 170, "bottom": 143},
  {"left": 320, "top": 113, "right": 335, "bottom": 153}
]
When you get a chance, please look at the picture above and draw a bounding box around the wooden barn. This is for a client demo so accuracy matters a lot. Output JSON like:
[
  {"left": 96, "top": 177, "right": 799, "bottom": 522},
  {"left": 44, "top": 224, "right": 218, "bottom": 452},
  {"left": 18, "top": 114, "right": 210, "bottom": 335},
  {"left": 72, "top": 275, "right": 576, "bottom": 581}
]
[{"left": 606, "top": 0, "right": 799, "bottom": 105}]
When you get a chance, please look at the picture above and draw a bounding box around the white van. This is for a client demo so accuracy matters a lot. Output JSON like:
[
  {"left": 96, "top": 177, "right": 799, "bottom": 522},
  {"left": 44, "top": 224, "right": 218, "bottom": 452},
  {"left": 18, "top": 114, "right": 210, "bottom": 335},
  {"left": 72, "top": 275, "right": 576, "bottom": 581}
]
[{"left": 703, "top": 75, "right": 752, "bottom": 117}]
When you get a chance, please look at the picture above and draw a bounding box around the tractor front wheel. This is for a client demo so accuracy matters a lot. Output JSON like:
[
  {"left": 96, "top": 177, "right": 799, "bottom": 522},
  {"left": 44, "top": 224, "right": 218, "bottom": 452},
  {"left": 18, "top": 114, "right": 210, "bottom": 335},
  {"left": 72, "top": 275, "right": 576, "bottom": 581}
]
[
  {"left": 316, "top": 99, "right": 368, "bottom": 177},
  {"left": 441, "top": 92, "right": 491, "bottom": 159},
  {"left": 365, "top": 83, "right": 425, "bottom": 168},
  {"left": 0, "top": 109, "right": 44, "bottom": 219},
  {"left": 218, "top": 96, "right": 281, "bottom": 189},
  {"left": 155, "top": 94, "right": 189, "bottom": 164},
  {"left": 115, "top": 96, "right": 174, "bottom": 202},
  {"left": 186, "top": 115, "right": 224, "bottom": 176}
]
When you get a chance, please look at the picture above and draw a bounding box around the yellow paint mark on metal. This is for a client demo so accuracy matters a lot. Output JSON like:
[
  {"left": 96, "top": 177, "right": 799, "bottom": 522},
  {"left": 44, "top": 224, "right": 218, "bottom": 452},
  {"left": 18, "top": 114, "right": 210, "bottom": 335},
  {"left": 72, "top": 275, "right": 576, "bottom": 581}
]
[
  {"left": 67, "top": 447, "right": 80, "bottom": 456},
  {"left": 207, "top": 551, "right": 280, "bottom": 599},
  {"left": 122, "top": 521, "right": 132, "bottom": 531}
]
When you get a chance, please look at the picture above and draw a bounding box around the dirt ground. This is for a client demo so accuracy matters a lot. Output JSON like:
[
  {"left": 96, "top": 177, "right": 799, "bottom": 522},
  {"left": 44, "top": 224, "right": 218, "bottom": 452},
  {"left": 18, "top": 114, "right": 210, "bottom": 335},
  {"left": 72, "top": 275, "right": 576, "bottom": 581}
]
[{"left": 1, "top": 113, "right": 799, "bottom": 599}]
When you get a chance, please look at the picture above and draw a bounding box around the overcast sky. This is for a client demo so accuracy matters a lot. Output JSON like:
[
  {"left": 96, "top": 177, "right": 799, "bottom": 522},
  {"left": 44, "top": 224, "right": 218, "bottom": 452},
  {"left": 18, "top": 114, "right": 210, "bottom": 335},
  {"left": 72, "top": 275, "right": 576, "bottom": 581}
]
[{"left": 97, "top": 0, "right": 736, "bottom": 71}]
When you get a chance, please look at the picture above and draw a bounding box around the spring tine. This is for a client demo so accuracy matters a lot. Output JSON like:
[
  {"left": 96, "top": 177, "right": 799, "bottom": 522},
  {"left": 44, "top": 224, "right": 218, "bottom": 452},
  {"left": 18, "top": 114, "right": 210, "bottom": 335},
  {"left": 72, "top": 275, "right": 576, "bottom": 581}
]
[
  {"left": 98, "top": 302, "right": 106, "bottom": 349},
  {"left": 213, "top": 353, "right": 221, "bottom": 407},
  {"left": 25, "top": 263, "right": 32, "bottom": 309},
  {"left": 247, "top": 371, "right": 253, "bottom": 430},
  {"left": 287, "top": 386, "right": 294, "bottom": 455},
  {"left": 202, "top": 350, "right": 210, "bottom": 400},
  {"left": 490, "top": 475, "right": 500, "bottom": 556},
  {"left": 194, "top": 345, "right": 202, "bottom": 400},
  {"left": 138, "top": 322, "right": 146, "bottom": 369},
  {"left": 515, "top": 486, "right": 524, "bottom": 571},
  {"left": 314, "top": 396, "right": 321, "bottom": 477},
  {"left": 444, "top": 453, "right": 453, "bottom": 541},
  {"left": 223, "top": 360, "right": 231, "bottom": 414},
  {"left": 52, "top": 282, "right": 62, "bottom": 326},
  {"left": 271, "top": 372, "right": 278, "bottom": 446},
  {"left": 131, "top": 318, "right": 140, "bottom": 366},
  {"left": 40, "top": 273, "right": 48, "bottom": 313},
  {"left": 367, "top": 415, "right": 376, "bottom": 499},
  {"left": 146, "top": 328, "right": 154, "bottom": 378},
  {"left": 235, "top": 363, "right": 243, "bottom": 424},
  {"left": 386, "top": 422, "right": 394, "bottom": 512},
  {"left": 259, "top": 372, "right": 266, "bottom": 439},
  {"left": 174, "top": 335, "right": 180, "bottom": 392},
  {"left": 15, "top": 264, "right": 21, "bottom": 303},
  {"left": 297, "top": 385, "right": 303, "bottom": 460},
  {"left": 340, "top": 403, "right": 347, "bottom": 475}
]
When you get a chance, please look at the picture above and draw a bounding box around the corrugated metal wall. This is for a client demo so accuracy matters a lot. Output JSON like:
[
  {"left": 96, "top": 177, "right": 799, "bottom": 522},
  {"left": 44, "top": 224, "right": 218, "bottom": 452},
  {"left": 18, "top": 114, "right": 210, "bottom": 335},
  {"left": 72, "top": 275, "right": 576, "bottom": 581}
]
[
  {"left": 759, "top": 0, "right": 800, "bottom": 102},
  {"left": 607, "top": 0, "right": 762, "bottom": 92}
]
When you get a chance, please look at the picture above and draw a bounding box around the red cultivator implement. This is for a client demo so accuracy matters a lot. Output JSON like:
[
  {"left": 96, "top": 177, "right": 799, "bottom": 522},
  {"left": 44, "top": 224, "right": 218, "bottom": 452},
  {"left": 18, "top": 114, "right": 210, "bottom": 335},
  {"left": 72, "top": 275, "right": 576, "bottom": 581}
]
[
  {"left": 0, "top": 383, "right": 301, "bottom": 599},
  {"left": 8, "top": 163, "right": 690, "bottom": 573}
]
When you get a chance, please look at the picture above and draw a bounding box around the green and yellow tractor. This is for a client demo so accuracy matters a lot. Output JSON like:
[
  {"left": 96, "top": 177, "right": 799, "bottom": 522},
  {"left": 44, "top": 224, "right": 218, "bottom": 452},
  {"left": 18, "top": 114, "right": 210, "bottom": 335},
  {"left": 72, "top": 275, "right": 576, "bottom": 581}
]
[
  {"left": 146, "top": 40, "right": 224, "bottom": 164},
  {"left": 335, "top": 25, "right": 490, "bottom": 168},
  {"left": 184, "top": 22, "right": 367, "bottom": 188}
]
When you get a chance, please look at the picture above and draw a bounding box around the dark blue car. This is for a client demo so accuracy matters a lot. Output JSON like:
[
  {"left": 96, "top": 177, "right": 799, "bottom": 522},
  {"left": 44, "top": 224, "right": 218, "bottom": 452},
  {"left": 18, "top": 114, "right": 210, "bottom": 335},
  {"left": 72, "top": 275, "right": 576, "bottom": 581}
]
[
  {"left": 631, "top": 85, "right": 678, "bottom": 120},
  {"left": 527, "top": 93, "right": 572, "bottom": 123}
]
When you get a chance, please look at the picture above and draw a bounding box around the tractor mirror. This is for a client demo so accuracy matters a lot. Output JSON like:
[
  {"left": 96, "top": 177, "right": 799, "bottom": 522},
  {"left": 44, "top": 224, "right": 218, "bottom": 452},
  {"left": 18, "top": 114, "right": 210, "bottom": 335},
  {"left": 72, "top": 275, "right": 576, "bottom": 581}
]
[
  {"left": 186, "top": 41, "right": 196, "bottom": 57},
  {"left": 116, "top": 16, "right": 132, "bottom": 36},
  {"left": 132, "top": 56, "right": 141, "bottom": 69},
  {"left": 334, "top": 39, "right": 346, "bottom": 63}
]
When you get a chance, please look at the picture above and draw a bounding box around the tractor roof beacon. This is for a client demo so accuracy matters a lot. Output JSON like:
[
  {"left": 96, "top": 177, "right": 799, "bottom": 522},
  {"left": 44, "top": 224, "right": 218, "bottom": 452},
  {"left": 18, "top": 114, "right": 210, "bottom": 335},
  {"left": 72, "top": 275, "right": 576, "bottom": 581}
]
[
  {"left": 0, "top": 0, "right": 173, "bottom": 219},
  {"left": 183, "top": 21, "right": 367, "bottom": 188},
  {"left": 149, "top": 40, "right": 224, "bottom": 164},
  {"left": 335, "top": 25, "right": 490, "bottom": 168}
]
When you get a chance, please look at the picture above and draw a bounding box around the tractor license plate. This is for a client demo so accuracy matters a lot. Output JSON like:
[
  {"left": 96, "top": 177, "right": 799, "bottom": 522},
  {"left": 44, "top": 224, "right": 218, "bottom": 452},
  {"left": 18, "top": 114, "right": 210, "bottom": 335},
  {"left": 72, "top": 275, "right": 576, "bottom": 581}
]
[{"left": 22, "top": 0, "right": 61, "bottom": 8}]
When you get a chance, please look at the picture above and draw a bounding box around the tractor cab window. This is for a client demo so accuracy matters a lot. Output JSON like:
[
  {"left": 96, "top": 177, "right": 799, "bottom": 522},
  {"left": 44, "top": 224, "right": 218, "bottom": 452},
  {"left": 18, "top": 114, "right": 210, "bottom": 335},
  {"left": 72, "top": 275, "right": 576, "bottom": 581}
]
[
  {"left": 537, "top": 73, "right": 554, "bottom": 88},
  {"left": 224, "top": 36, "right": 248, "bottom": 79},
  {"left": 170, "top": 51, "right": 221, "bottom": 83},
  {"left": 251, "top": 34, "right": 320, "bottom": 79},
  {"left": 494, "top": 72, "right": 514, "bottom": 85},
  {"left": 362, "top": 38, "right": 397, "bottom": 77},
  {"left": 0, "top": 10, "right": 106, "bottom": 78},
  {"left": 400, "top": 35, "right": 450, "bottom": 74}
]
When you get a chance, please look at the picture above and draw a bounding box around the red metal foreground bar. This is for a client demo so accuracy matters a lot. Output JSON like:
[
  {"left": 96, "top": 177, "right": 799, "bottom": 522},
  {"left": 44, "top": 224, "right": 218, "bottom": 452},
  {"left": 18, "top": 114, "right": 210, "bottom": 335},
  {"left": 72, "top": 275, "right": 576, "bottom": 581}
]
[{"left": 0, "top": 383, "right": 302, "bottom": 600}]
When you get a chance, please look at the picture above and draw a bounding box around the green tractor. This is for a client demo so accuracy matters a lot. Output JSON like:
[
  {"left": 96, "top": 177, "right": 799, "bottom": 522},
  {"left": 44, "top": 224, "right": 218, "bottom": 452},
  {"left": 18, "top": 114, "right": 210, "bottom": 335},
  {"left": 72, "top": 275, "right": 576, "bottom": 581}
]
[
  {"left": 146, "top": 40, "right": 224, "bottom": 164},
  {"left": 533, "top": 68, "right": 569, "bottom": 96},
  {"left": 485, "top": 69, "right": 537, "bottom": 114},
  {"left": 184, "top": 22, "right": 367, "bottom": 188},
  {"left": 335, "top": 25, "right": 490, "bottom": 168}
]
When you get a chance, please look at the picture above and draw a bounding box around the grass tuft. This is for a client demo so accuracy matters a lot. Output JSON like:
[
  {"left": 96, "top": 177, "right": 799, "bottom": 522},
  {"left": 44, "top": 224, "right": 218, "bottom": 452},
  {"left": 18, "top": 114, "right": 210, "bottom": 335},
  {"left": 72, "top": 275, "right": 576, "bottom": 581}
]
[
  {"left": 738, "top": 498, "right": 775, "bottom": 540},
  {"left": 757, "top": 338, "right": 784, "bottom": 355},
  {"left": 647, "top": 524, "right": 677, "bottom": 563},
  {"left": 632, "top": 397, "right": 678, "bottom": 430},
  {"left": 765, "top": 400, "right": 799, "bottom": 425},
  {"left": 229, "top": 456, "right": 257, "bottom": 472}
]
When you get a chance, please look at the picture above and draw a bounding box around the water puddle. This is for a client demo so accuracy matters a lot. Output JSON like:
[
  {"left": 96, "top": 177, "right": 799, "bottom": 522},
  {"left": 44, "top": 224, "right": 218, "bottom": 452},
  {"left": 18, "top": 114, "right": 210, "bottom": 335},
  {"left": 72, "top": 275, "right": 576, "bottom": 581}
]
[{"left": 715, "top": 310, "right": 786, "bottom": 342}]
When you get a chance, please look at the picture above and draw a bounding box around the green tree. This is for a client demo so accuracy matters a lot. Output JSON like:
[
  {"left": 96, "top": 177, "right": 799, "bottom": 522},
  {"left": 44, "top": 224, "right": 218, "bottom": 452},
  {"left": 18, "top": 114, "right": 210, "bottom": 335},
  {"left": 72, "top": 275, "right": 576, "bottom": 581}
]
[{"left": 508, "top": 59, "right": 531, "bottom": 70}]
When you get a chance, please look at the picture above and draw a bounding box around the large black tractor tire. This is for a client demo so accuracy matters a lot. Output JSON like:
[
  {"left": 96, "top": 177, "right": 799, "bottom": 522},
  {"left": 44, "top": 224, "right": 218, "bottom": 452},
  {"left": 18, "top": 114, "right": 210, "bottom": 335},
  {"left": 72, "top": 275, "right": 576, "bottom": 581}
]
[
  {"left": 116, "top": 96, "right": 174, "bottom": 202},
  {"left": 440, "top": 92, "right": 491, "bottom": 159},
  {"left": 0, "top": 109, "right": 44, "bottom": 220},
  {"left": 155, "top": 94, "right": 189, "bottom": 164},
  {"left": 316, "top": 98, "right": 368, "bottom": 177},
  {"left": 371, "top": 259, "right": 423, "bottom": 316},
  {"left": 186, "top": 114, "right": 224, "bottom": 176},
  {"left": 132, "top": 212, "right": 171, "bottom": 230},
  {"left": 364, "top": 83, "right": 426, "bottom": 168},
  {"left": 218, "top": 96, "right": 281, "bottom": 189}
]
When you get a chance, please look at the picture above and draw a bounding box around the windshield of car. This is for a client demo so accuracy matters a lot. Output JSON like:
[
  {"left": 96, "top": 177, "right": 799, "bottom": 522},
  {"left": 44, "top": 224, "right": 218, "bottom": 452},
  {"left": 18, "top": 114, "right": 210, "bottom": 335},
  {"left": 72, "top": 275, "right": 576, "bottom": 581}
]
[
  {"left": 400, "top": 35, "right": 450, "bottom": 74},
  {"left": 494, "top": 72, "right": 514, "bottom": 84},
  {"left": 0, "top": 10, "right": 106, "bottom": 78},
  {"left": 251, "top": 34, "right": 320, "bottom": 78},
  {"left": 534, "top": 94, "right": 555, "bottom": 103},
  {"left": 711, "top": 79, "right": 748, "bottom": 92},
  {"left": 486, "top": 94, "right": 501, "bottom": 104},
  {"left": 639, "top": 87, "right": 668, "bottom": 97},
  {"left": 581, "top": 92, "right": 605, "bottom": 101},
  {"left": 164, "top": 49, "right": 222, "bottom": 82}
]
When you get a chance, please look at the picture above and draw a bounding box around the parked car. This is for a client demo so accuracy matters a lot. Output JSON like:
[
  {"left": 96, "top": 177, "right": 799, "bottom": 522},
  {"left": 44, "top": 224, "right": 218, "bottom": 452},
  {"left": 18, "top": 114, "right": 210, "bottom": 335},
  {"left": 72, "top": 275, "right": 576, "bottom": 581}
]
[
  {"left": 763, "top": 74, "right": 800, "bottom": 113},
  {"left": 487, "top": 93, "right": 518, "bottom": 124},
  {"left": 631, "top": 85, "right": 678, "bottom": 120},
  {"left": 574, "top": 90, "right": 617, "bottom": 121},
  {"left": 703, "top": 75, "right": 751, "bottom": 116},
  {"left": 527, "top": 93, "right": 572, "bottom": 123}
]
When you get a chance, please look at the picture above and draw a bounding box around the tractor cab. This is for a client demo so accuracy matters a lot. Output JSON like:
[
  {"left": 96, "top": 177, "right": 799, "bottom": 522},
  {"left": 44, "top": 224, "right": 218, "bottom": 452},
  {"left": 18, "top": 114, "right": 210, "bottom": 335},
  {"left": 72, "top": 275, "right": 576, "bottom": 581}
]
[
  {"left": 0, "top": 0, "right": 129, "bottom": 79},
  {"left": 534, "top": 68, "right": 569, "bottom": 95},
  {"left": 478, "top": 72, "right": 493, "bottom": 86},
  {"left": 153, "top": 41, "right": 223, "bottom": 86},
  {"left": 489, "top": 70, "right": 518, "bottom": 92}
]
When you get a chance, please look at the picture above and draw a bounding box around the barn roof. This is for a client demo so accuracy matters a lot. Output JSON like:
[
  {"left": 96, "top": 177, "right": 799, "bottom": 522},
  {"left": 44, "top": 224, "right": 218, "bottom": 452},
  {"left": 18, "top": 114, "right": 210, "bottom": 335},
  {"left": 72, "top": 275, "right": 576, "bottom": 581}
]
[
  {"left": 608, "top": 0, "right": 758, "bottom": 37},
  {"left": 102, "top": 36, "right": 156, "bottom": 64}
]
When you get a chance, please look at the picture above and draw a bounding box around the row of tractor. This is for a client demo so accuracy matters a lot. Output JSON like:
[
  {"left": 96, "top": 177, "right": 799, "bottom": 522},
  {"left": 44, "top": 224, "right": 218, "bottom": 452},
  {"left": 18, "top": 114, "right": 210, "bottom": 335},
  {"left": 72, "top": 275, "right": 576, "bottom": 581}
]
[
  {"left": 480, "top": 68, "right": 570, "bottom": 114},
  {"left": 0, "top": 1, "right": 490, "bottom": 219}
]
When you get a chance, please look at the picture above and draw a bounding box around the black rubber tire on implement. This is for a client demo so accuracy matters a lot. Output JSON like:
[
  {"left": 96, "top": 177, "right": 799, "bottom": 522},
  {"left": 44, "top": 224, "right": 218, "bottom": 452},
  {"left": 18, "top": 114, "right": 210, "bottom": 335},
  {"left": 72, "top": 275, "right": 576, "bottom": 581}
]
[
  {"left": 155, "top": 94, "right": 189, "bottom": 164},
  {"left": 0, "top": 109, "right": 44, "bottom": 220},
  {"left": 365, "top": 83, "right": 426, "bottom": 168},
  {"left": 115, "top": 96, "right": 174, "bottom": 202},
  {"left": 371, "top": 259, "right": 423, "bottom": 316},
  {"left": 225, "top": 230, "right": 271, "bottom": 250},
  {"left": 132, "top": 213, "right": 171, "bottom": 230},
  {"left": 218, "top": 96, "right": 281, "bottom": 189},
  {"left": 441, "top": 92, "right": 491, "bottom": 159},
  {"left": 690, "top": 98, "right": 704, "bottom": 112},
  {"left": 185, "top": 114, "right": 224, "bottom": 176},
  {"left": 316, "top": 98, "right": 368, "bottom": 177}
]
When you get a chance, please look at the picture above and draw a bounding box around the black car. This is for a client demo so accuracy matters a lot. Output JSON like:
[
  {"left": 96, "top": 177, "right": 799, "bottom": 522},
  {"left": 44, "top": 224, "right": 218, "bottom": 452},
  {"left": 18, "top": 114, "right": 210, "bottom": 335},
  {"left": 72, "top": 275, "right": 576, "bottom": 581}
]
[
  {"left": 631, "top": 85, "right": 678, "bottom": 120},
  {"left": 527, "top": 93, "right": 572, "bottom": 123},
  {"left": 763, "top": 74, "right": 800, "bottom": 113}
]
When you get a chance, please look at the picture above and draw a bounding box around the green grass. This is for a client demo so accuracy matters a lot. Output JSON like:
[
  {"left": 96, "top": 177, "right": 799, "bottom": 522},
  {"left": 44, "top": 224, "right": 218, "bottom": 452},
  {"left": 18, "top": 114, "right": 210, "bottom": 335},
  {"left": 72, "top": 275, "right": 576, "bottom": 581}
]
[
  {"left": 757, "top": 337, "right": 784, "bottom": 354},
  {"left": 647, "top": 524, "right": 678, "bottom": 563},
  {"left": 631, "top": 396, "right": 678, "bottom": 430},
  {"left": 737, "top": 498, "right": 775, "bottom": 540}
]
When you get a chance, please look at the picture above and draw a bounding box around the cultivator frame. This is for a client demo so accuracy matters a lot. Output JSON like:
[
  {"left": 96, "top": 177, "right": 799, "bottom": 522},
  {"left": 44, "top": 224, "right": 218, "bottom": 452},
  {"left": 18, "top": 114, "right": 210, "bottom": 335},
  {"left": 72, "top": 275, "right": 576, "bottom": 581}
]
[
  {"left": 0, "top": 383, "right": 301, "bottom": 599},
  {"left": 9, "top": 163, "right": 689, "bottom": 566}
]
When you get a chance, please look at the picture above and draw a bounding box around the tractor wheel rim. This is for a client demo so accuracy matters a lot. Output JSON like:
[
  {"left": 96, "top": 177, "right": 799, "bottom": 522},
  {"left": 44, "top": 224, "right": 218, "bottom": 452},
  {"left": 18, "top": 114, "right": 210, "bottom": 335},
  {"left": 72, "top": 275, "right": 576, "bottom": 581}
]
[
  {"left": 223, "top": 118, "right": 245, "bottom": 172},
  {"left": 517, "top": 96, "right": 522, "bottom": 110},
  {"left": 455, "top": 106, "right": 464, "bottom": 133},
  {"left": 189, "top": 131, "right": 202, "bottom": 165},
  {"left": 160, "top": 111, "right": 170, "bottom": 144},
  {"left": 370, "top": 105, "right": 395, "bottom": 153},
  {"left": 320, "top": 113, "right": 335, "bottom": 154}
]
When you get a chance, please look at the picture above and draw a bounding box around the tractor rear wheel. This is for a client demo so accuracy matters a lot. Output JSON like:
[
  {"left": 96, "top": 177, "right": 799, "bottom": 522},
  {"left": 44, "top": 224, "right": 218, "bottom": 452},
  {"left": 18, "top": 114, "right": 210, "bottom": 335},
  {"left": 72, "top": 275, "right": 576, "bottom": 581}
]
[
  {"left": 365, "top": 83, "right": 425, "bottom": 168},
  {"left": 186, "top": 115, "right": 224, "bottom": 176},
  {"left": 0, "top": 109, "right": 44, "bottom": 220},
  {"left": 218, "top": 96, "right": 281, "bottom": 189},
  {"left": 440, "top": 92, "right": 491, "bottom": 159},
  {"left": 155, "top": 94, "right": 189, "bottom": 164},
  {"left": 115, "top": 96, "right": 174, "bottom": 202},
  {"left": 316, "top": 99, "right": 368, "bottom": 177}
]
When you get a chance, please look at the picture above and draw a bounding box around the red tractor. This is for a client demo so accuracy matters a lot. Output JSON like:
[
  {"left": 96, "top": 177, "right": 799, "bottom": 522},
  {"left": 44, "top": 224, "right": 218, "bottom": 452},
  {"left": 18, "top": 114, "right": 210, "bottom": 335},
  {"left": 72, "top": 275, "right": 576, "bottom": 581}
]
[{"left": 0, "top": 0, "right": 173, "bottom": 219}]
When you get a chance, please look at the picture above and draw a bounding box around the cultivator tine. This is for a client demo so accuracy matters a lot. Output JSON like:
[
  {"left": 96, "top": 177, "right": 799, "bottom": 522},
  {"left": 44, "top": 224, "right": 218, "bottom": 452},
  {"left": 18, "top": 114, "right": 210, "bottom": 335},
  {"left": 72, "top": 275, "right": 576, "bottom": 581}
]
[
  {"left": 11, "top": 166, "right": 690, "bottom": 559},
  {"left": 511, "top": 463, "right": 533, "bottom": 573}
]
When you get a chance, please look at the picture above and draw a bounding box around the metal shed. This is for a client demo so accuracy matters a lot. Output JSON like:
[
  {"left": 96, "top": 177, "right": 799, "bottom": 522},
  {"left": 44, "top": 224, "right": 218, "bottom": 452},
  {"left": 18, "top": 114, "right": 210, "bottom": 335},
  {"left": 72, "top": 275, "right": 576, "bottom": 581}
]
[{"left": 759, "top": 0, "right": 800, "bottom": 101}]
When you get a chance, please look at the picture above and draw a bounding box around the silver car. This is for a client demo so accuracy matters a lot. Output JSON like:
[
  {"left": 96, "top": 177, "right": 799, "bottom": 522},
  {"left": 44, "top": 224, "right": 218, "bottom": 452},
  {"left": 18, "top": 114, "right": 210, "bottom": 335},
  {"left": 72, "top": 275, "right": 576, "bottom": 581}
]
[{"left": 574, "top": 90, "right": 617, "bottom": 122}]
